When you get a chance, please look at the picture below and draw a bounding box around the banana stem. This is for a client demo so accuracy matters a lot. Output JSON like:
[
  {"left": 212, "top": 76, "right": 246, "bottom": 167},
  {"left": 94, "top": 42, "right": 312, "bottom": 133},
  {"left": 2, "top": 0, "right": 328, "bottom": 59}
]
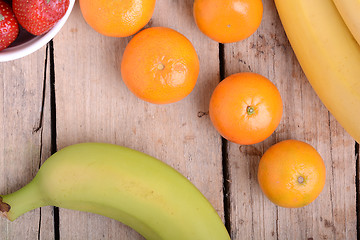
[{"left": 0, "top": 180, "right": 45, "bottom": 221}]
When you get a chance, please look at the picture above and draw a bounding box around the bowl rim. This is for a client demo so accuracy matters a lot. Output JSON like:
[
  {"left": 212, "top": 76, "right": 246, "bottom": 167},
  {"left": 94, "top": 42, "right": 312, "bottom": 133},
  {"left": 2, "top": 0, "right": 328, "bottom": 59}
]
[{"left": 0, "top": 0, "right": 75, "bottom": 62}]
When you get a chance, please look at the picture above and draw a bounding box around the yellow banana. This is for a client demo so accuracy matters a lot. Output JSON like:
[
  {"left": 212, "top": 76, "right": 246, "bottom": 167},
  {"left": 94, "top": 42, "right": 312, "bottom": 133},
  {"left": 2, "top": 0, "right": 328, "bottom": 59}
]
[
  {"left": 274, "top": 0, "right": 360, "bottom": 143},
  {"left": 0, "top": 143, "right": 230, "bottom": 240},
  {"left": 333, "top": 0, "right": 360, "bottom": 45}
]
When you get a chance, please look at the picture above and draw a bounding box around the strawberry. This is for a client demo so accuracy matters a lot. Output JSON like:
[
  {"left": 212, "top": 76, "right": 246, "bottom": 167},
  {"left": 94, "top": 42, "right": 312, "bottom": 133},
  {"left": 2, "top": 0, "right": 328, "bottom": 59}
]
[
  {"left": 0, "top": 0, "right": 19, "bottom": 51},
  {"left": 12, "top": 0, "right": 70, "bottom": 36}
]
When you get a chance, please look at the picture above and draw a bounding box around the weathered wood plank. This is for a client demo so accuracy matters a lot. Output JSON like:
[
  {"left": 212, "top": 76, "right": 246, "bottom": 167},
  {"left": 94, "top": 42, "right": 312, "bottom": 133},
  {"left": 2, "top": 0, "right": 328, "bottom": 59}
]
[
  {"left": 224, "top": 0, "right": 356, "bottom": 239},
  {"left": 53, "top": 1, "right": 223, "bottom": 239},
  {"left": 0, "top": 47, "right": 54, "bottom": 239}
]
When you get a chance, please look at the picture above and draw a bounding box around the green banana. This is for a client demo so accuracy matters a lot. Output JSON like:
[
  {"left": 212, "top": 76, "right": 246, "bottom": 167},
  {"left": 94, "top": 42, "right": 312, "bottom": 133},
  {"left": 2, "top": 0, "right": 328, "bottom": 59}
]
[{"left": 0, "top": 143, "right": 230, "bottom": 240}]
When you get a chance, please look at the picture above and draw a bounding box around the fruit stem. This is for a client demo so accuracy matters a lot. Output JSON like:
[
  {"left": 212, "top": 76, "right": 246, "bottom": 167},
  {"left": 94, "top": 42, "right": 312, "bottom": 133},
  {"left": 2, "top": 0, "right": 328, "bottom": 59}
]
[
  {"left": 157, "top": 63, "right": 165, "bottom": 70},
  {"left": 246, "top": 106, "right": 255, "bottom": 115},
  {"left": 0, "top": 179, "right": 45, "bottom": 221},
  {"left": 298, "top": 176, "right": 305, "bottom": 184}
]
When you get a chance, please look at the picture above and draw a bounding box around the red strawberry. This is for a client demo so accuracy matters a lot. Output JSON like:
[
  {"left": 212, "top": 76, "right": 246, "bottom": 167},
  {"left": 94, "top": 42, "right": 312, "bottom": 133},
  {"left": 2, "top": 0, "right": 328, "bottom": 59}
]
[
  {"left": 0, "top": 0, "right": 19, "bottom": 51},
  {"left": 12, "top": 0, "right": 70, "bottom": 36}
]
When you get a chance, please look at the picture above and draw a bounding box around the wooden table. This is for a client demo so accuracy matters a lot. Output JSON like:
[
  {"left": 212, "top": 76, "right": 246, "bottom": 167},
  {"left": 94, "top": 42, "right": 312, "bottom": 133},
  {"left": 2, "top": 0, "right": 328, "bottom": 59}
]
[{"left": 0, "top": 0, "right": 358, "bottom": 239}]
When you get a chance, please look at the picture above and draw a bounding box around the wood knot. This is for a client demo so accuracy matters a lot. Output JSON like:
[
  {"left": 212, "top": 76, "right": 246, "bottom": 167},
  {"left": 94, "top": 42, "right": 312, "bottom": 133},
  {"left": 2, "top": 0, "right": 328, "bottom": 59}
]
[{"left": 197, "top": 111, "right": 208, "bottom": 118}]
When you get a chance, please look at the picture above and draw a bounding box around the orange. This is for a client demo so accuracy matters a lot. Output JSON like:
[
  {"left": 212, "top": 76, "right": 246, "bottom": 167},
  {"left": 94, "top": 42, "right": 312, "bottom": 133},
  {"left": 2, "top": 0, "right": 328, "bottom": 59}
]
[
  {"left": 257, "top": 140, "right": 326, "bottom": 208},
  {"left": 209, "top": 72, "right": 282, "bottom": 145},
  {"left": 121, "top": 27, "right": 200, "bottom": 104},
  {"left": 193, "top": 0, "right": 263, "bottom": 43},
  {"left": 79, "top": 0, "right": 156, "bottom": 37}
]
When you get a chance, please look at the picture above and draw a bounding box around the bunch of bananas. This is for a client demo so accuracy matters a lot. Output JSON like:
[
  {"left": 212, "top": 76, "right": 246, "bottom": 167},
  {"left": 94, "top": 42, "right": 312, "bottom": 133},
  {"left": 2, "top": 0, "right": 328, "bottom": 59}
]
[
  {"left": 0, "top": 143, "right": 230, "bottom": 240},
  {"left": 274, "top": 0, "right": 360, "bottom": 143}
]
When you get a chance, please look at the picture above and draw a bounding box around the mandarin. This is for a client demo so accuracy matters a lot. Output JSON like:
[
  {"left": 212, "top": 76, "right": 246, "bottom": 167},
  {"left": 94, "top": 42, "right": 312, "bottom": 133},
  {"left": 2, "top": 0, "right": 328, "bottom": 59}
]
[
  {"left": 193, "top": 0, "right": 263, "bottom": 43},
  {"left": 258, "top": 140, "right": 326, "bottom": 208},
  {"left": 79, "top": 0, "right": 156, "bottom": 37},
  {"left": 121, "top": 27, "right": 199, "bottom": 104},
  {"left": 209, "top": 72, "right": 282, "bottom": 145}
]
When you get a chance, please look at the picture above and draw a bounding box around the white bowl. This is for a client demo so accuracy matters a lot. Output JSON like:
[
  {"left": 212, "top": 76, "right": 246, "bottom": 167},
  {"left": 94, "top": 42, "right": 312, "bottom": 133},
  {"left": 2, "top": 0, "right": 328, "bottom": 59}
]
[{"left": 0, "top": 0, "right": 75, "bottom": 62}]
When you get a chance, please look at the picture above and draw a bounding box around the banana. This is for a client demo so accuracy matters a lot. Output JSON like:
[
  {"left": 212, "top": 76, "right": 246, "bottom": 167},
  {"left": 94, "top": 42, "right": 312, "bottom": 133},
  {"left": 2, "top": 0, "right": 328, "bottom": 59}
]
[
  {"left": 332, "top": 0, "right": 360, "bottom": 45},
  {"left": 0, "top": 143, "right": 230, "bottom": 240},
  {"left": 274, "top": 0, "right": 360, "bottom": 143}
]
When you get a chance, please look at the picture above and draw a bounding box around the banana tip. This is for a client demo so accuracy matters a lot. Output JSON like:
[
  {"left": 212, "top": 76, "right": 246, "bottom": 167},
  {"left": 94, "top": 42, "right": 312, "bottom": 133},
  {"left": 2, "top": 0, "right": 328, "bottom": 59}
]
[{"left": 0, "top": 196, "right": 10, "bottom": 219}]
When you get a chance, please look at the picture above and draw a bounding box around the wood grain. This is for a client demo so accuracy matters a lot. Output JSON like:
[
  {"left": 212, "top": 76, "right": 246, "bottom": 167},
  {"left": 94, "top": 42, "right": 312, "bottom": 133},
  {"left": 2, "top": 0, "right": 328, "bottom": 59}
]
[
  {"left": 224, "top": 0, "right": 357, "bottom": 239},
  {"left": 53, "top": 1, "right": 223, "bottom": 239},
  {"left": 0, "top": 47, "right": 54, "bottom": 239},
  {"left": 1, "top": 0, "right": 357, "bottom": 239}
]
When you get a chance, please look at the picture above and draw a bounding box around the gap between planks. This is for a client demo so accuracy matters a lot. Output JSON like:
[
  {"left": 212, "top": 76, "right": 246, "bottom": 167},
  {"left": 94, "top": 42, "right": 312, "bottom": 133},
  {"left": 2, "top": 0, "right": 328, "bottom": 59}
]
[
  {"left": 37, "top": 42, "right": 49, "bottom": 240},
  {"left": 219, "top": 42, "right": 232, "bottom": 237},
  {"left": 47, "top": 40, "right": 60, "bottom": 240}
]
